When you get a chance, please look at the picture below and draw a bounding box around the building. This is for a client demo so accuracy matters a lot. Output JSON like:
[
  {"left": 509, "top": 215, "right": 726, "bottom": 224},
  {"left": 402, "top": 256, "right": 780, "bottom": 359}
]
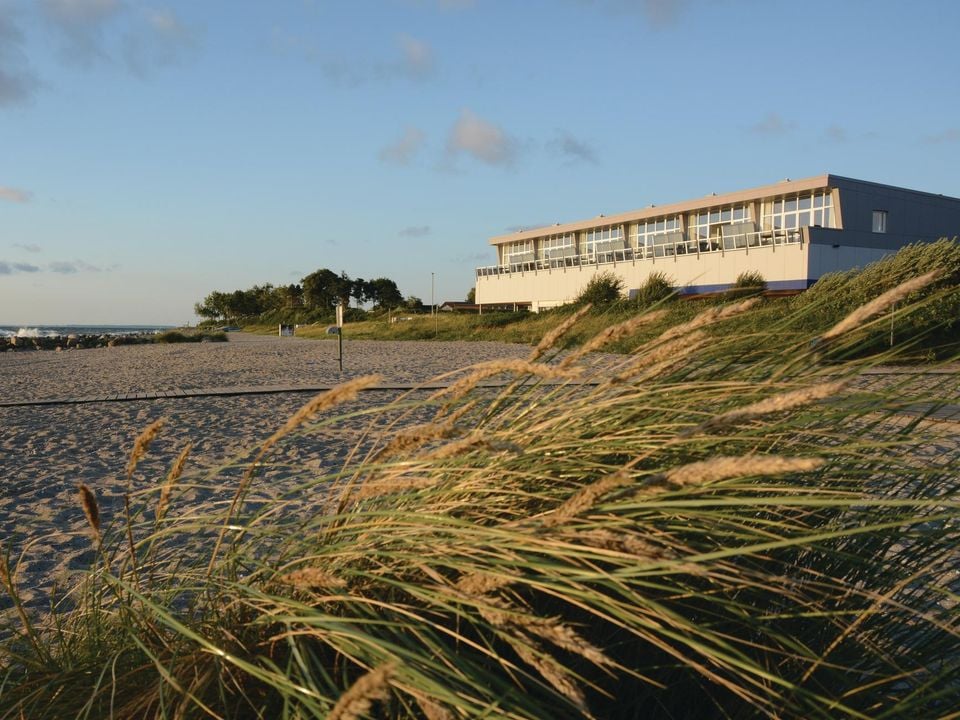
[{"left": 474, "top": 174, "right": 960, "bottom": 312}]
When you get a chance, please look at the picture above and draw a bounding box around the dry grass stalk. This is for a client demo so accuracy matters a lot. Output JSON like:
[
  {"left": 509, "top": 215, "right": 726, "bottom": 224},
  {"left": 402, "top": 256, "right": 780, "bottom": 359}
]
[
  {"left": 277, "top": 566, "right": 347, "bottom": 591},
  {"left": 468, "top": 592, "right": 614, "bottom": 671},
  {"left": 261, "top": 375, "right": 383, "bottom": 455},
  {"left": 560, "top": 310, "right": 667, "bottom": 368},
  {"left": 542, "top": 470, "right": 633, "bottom": 527},
  {"left": 456, "top": 571, "right": 512, "bottom": 595},
  {"left": 125, "top": 417, "right": 165, "bottom": 480},
  {"left": 528, "top": 303, "right": 593, "bottom": 361},
  {"left": 604, "top": 331, "right": 709, "bottom": 387},
  {"left": 512, "top": 640, "right": 589, "bottom": 712},
  {"left": 657, "top": 298, "right": 759, "bottom": 342},
  {"left": 327, "top": 662, "right": 395, "bottom": 720},
  {"left": 413, "top": 695, "right": 453, "bottom": 720},
  {"left": 157, "top": 441, "right": 192, "bottom": 521},
  {"left": 352, "top": 472, "right": 436, "bottom": 501},
  {"left": 78, "top": 483, "right": 101, "bottom": 539},
  {"left": 434, "top": 360, "right": 582, "bottom": 406},
  {"left": 574, "top": 529, "right": 673, "bottom": 560},
  {"left": 821, "top": 269, "right": 941, "bottom": 340},
  {"left": 425, "top": 434, "right": 523, "bottom": 461},
  {"left": 372, "top": 420, "right": 462, "bottom": 461},
  {"left": 654, "top": 455, "right": 824, "bottom": 490},
  {"left": 690, "top": 381, "right": 848, "bottom": 435}
]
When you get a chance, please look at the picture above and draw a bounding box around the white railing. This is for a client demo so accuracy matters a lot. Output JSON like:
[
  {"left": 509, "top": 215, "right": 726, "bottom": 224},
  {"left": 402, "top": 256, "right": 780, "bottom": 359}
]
[{"left": 476, "top": 228, "right": 803, "bottom": 278}]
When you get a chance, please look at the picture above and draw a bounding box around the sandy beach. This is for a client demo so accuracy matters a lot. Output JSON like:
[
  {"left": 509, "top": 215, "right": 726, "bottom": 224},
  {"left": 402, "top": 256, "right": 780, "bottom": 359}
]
[{"left": 0, "top": 334, "right": 533, "bottom": 607}]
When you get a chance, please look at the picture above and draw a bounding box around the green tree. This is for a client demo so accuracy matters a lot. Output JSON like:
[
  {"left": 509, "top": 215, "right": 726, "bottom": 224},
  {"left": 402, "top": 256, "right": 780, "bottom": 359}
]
[
  {"left": 466, "top": 287, "right": 476, "bottom": 303},
  {"left": 368, "top": 278, "right": 404, "bottom": 309},
  {"left": 301, "top": 268, "right": 341, "bottom": 309}
]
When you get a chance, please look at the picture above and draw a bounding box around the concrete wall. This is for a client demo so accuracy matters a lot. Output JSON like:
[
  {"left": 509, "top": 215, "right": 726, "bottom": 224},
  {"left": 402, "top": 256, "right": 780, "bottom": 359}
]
[{"left": 476, "top": 242, "right": 810, "bottom": 310}]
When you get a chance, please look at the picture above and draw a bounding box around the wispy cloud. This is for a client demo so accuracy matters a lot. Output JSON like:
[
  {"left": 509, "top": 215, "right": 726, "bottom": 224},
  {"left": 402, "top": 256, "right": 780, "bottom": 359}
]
[
  {"left": 923, "top": 128, "right": 960, "bottom": 144},
  {"left": 380, "top": 126, "right": 426, "bottom": 165},
  {"left": 824, "top": 124, "right": 847, "bottom": 142},
  {"left": 0, "top": 15, "right": 39, "bottom": 106},
  {"left": 0, "top": 261, "right": 41, "bottom": 275},
  {"left": 575, "top": 0, "right": 686, "bottom": 28},
  {"left": 123, "top": 7, "right": 199, "bottom": 77},
  {"left": 40, "top": 0, "right": 123, "bottom": 67},
  {"left": 399, "top": 225, "right": 431, "bottom": 237},
  {"left": 748, "top": 112, "right": 792, "bottom": 136},
  {"left": 446, "top": 109, "right": 517, "bottom": 167},
  {"left": 315, "top": 34, "right": 436, "bottom": 86},
  {"left": 13, "top": 242, "right": 42, "bottom": 253},
  {"left": 396, "top": 33, "right": 433, "bottom": 79},
  {"left": 547, "top": 130, "right": 598, "bottom": 164},
  {"left": 0, "top": 186, "right": 32, "bottom": 203},
  {"left": 49, "top": 259, "right": 104, "bottom": 274}
]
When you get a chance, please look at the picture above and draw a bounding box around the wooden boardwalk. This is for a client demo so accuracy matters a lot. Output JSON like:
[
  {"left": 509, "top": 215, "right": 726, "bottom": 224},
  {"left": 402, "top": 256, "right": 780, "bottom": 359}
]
[{"left": 2, "top": 381, "right": 957, "bottom": 423}]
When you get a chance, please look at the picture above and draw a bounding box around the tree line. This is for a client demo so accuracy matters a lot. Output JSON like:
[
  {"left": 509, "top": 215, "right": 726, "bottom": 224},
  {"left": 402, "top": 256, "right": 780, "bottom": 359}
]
[{"left": 194, "top": 269, "right": 424, "bottom": 323}]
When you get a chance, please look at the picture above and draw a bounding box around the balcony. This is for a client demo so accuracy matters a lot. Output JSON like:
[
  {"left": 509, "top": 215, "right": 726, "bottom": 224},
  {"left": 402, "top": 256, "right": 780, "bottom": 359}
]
[{"left": 477, "top": 228, "right": 804, "bottom": 278}]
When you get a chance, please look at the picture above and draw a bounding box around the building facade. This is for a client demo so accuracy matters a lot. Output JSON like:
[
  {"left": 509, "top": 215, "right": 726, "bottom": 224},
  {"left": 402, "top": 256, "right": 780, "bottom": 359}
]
[{"left": 474, "top": 175, "right": 960, "bottom": 311}]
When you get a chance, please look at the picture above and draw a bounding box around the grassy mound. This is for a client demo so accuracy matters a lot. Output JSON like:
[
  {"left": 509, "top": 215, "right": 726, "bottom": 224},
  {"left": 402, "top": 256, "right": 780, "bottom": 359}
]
[{"left": 2, "top": 272, "right": 959, "bottom": 719}]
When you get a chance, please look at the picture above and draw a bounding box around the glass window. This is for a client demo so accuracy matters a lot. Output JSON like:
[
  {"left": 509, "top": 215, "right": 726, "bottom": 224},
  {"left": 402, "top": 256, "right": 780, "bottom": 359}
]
[
  {"left": 799, "top": 196, "right": 812, "bottom": 211},
  {"left": 785, "top": 197, "right": 798, "bottom": 213},
  {"left": 872, "top": 210, "right": 887, "bottom": 233}
]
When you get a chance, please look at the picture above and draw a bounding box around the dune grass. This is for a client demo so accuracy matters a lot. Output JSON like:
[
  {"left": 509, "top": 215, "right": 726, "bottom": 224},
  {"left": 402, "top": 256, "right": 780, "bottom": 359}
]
[{"left": 1, "top": 268, "right": 959, "bottom": 719}]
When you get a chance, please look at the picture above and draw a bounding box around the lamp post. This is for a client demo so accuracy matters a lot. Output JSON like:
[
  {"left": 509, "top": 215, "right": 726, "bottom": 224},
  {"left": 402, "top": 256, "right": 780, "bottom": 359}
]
[{"left": 431, "top": 272, "right": 437, "bottom": 336}]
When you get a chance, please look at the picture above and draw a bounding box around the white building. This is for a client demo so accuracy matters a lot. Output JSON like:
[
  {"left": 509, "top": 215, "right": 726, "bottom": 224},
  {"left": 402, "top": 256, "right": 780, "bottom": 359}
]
[{"left": 475, "top": 175, "right": 960, "bottom": 311}]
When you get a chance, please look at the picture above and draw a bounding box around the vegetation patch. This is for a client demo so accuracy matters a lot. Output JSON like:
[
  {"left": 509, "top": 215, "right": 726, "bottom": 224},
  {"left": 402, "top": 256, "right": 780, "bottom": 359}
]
[{"left": 2, "top": 267, "right": 959, "bottom": 719}]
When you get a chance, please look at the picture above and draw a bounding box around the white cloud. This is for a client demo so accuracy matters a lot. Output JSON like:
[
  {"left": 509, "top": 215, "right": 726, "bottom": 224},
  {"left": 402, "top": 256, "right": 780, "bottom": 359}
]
[
  {"left": 0, "top": 186, "right": 32, "bottom": 203},
  {"left": 13, "top": 242, "right": 42, "bottom": 252},
  {"left": 380, "top": 126, "right": 426, "bottom": 165},
  {"left": 446, "top": 109, "right": 516, "bottom": 167}
]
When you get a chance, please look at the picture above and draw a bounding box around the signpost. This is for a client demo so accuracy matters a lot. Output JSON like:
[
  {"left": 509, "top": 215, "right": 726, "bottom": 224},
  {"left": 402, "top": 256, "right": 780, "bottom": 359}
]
[{"left": 336, "top": 302, "right": 344, "bottom": 372}]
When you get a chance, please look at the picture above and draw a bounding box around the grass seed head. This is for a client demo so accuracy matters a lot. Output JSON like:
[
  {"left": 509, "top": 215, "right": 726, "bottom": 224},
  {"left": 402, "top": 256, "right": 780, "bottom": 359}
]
[
  {"left": 126, "top": 417, "right": 166, "bottom": 480},
  {"left": 543, "top": 470, "right": 633, "bottom": 526},
  {"left": 277, "top": 566, "right": 347, "bottom": 591},
  {"left": 561, "top": 309, "right": 668, "bottom": 367},
  {"left": 661, "top": 455, "right": 824, "bottom": 489},
  {"left": 327, "top": 662, "right": 395, "bottom": 720},
  {"left": 157, "top": 441, "right": 192, "bottom": 521},
  {"left": 263, "top": 375, "right": 383, "bottom": 453},
  {"left": 691, "top": 381, "right": 848, "bottom": 435},
  {"left": 78, "top": 482, "right": 101, "bottom": 538},
  {"left": 528, "top": 303, "right": 593, "bottom": 361}
]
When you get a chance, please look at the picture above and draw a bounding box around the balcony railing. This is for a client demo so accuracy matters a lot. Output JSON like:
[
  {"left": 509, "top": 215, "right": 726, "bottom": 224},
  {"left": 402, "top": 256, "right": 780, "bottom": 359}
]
[{"left": 476, "top": 228, "right": 804, "bottom": 278}]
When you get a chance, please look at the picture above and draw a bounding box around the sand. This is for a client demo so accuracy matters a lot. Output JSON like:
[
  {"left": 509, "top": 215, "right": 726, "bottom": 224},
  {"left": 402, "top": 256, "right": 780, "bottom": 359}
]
[{"left": 0, "top": 333, "right": 533, "bottom": 609}]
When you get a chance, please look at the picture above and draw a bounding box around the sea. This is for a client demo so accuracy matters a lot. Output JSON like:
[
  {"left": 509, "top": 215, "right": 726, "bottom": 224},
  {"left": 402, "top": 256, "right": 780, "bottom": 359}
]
[{"left": 0, "top": 325, "right": 173, "bottom": 338}]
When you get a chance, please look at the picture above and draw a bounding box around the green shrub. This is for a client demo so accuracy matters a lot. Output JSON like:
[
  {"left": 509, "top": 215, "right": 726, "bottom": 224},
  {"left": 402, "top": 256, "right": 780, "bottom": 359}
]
[
  {"left": 633, "top": 271, "right": 675, "bottom": 307},
  {"left": 573, "top": 271, "right": 625, "bottom": 307}
]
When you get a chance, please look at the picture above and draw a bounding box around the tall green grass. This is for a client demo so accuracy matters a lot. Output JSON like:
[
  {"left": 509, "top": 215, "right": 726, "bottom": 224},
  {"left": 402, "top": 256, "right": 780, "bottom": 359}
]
[{"left": 1, "top": 270, "right": 959, "bottom": 719}]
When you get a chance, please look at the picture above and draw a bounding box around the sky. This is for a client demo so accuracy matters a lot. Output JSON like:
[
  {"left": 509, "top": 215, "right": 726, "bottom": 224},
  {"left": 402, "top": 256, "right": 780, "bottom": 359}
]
[{"left": 2, "top": 0, "right": 960, "bottom": 325}]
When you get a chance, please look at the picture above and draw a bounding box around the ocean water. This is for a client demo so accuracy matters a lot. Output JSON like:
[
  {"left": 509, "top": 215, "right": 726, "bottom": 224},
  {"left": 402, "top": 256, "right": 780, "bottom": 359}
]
[{"left": 0, "top": 325, "right": 173, "bottom": 338}]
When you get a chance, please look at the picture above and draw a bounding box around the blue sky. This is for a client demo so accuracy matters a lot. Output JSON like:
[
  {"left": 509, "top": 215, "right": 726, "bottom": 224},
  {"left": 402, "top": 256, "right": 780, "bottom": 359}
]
[{"left": 2, "top": 0, "right": 959, "bottom": 325}]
